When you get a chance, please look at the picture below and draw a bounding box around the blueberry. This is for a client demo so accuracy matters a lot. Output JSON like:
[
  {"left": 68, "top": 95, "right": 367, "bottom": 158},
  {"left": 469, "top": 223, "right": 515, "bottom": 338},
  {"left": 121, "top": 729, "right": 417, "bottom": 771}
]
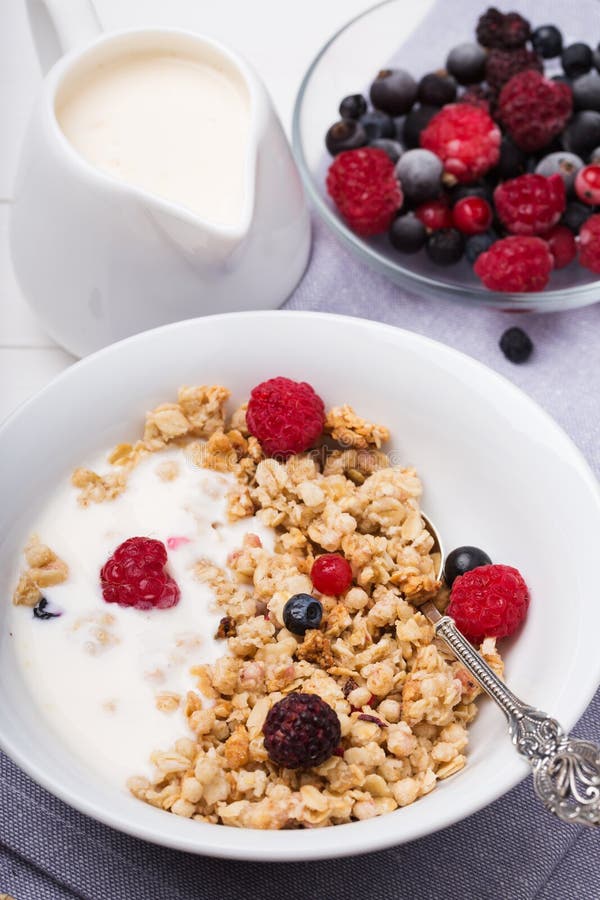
[
  {"left": 448, "top": 182, "right": 494, "bottom": 206},
  {"left": 573, "top": 72, "right": 600, "bottom": 111},
  {"left": 389, "top": 212, "right": 427, "bottom": 253},
  {"left": 444, "top": 546, "right": 492, "bottom": 587},
  {"left": 562, "top": 111, "right": 600, "bottom": 158},
  {"left": 425, "top": 228, "right": 465, "bottom": 265},
  {"left": 446, "top": 43, "right": 487, "bottom": 85},
  {"left": 359, "top": 110, "right": 395, "bottom": 140},
  {"left": 590, "top": 145, "right": 600, "bottom": 163},
  {"left": 594, "top": 46, "right": 600, "bottom": 74},
  {"left": 282, "top": 593, "right": 323, "bottom": 635},
  {"left": 490, "top": 137, "right": 527, "bottom": 180},
  {"left": 552, "top": 74, "right": 572, "bottom": 87},
  {"left": 339, "top": 94, "right": 368, "bottom": 120},
  {"left": 325, "top": 119, "right": 367, "bottom": 155},
  {"left": 370, "top": 68, "right": 417, "bottom": 116},
  {"left": 562, "top": 43, "right": 593, "bottom": 79},
  {"left": 417, "top": 72, "right": 457, "bottom": 107},
  {"left": 402, "top": 105, "right": 438, "bottom": 149},
  {"left": 395, "top": 148, "right": 442, "bottom": 204},
  {"left": 531, "top": 25, "right": 563, "bottom": 59},
  {"left": 370, "top": 138, "right": 403, "bottom": 162},
  {"left": 499, "top": 326, "right": 533, "bottom": 364},
  {"left": 562, "top": 200, "right": 594, "bottom": 232},
  {"left": 33, "top": 596, "right": 61, "bottom": 620},
  {"left": 465, "top": 230, "right": 497, "bottom": 264},
  {"left": 535, "top": 151, "right": 584, "bottom": 192}
]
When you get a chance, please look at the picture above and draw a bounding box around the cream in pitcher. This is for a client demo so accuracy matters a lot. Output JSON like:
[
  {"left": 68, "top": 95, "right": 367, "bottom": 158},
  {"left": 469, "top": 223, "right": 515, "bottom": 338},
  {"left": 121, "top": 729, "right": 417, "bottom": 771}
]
[
  {"left": 56, "top": 50, "right": 251, "bottom": 224},
  {"left": 10, "top": 0, "right": 310, "bottom": 356}
]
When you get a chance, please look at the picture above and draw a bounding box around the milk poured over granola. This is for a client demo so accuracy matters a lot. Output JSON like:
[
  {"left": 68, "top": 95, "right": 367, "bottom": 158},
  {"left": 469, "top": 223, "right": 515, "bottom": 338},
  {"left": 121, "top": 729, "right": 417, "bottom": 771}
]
[
  {"left": 10, "top": 448, "right": 273, "bottom": 785},
  {"left": 56, "top": 51, "right": 250, "bottom": 224}
]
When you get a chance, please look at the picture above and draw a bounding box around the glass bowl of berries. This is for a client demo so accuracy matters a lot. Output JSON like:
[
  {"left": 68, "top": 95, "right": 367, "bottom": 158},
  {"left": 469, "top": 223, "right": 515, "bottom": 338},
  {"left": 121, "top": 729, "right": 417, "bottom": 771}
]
[{"left": 292, "top": 0, "right": 600, "bottom": 310}]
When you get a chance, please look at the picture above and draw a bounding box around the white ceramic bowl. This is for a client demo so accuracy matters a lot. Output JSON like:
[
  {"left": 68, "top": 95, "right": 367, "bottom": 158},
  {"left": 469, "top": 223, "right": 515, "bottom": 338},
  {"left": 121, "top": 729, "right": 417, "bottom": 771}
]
[{"left": 1, "top": 311, "right": 599, "bottom": 860}]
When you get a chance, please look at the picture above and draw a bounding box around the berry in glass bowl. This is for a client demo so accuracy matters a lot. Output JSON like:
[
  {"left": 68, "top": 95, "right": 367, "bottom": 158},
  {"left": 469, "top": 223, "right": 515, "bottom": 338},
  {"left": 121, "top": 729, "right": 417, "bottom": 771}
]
[{"left": 294, "top": 0, "right": 600, "bottom": 309}]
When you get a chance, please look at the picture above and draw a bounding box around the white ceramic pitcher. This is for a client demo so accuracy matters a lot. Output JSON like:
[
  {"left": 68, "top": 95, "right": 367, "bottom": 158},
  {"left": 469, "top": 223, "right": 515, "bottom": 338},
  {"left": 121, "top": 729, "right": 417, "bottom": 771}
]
[{"left": 10, "top": 0, "right": 311, "bottom": 356}]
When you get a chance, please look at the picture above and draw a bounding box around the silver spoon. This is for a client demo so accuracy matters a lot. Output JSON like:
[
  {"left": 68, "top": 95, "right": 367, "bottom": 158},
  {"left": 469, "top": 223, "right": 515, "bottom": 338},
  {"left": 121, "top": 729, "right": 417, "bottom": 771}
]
[{"left": 420, "top": 513, "right": 600, "bottom": 828}]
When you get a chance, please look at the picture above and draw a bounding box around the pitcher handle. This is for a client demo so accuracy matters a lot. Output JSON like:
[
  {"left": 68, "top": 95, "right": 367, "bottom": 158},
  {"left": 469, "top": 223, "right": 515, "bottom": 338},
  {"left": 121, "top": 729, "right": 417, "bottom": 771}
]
[{"left": 26, "top": 0, "right": 102, "bottom": 72}]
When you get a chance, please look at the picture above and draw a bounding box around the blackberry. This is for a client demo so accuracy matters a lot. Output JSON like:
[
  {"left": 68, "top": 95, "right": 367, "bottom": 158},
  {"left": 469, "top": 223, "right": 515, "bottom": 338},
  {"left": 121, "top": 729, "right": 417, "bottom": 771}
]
[
  {"left": 562, "top": 111, "right": 600, "bottom": 159},
  {"left": 499, "top": 326, "right": 533, "bottom": 363},
  {"left": 394, "top": 148, "right": 442, "bottom": 204},
  {"left": 359, "top": 110, "right": 395, "bottom": 140},
  {"left": 465, "top": 230, "right": 497, "bottom": 264},
  {"left": 263, "top": 693, "right": 341, "bottom": 769},
  {"left": 425, "top": 228, "right": 465, "bottom": 265},
  {"left": 573, "top": 72, "right": 600, "bottom": 112},
  {"left": 485, "top": 48, "right": 543, "bottom": 92},
  {"left": 446, "top": 42, "right": 487, "bottom": 85},
  {"left": 325, "top": 120, "right": 367, "bottom": 156},
  {"left": 532, "top": 25, "right": 563, "bottom": 59},
  {"left": 389, "top": 213, "right": 428, "bottom": 253},
  {"left": 417, "top": 72, "right": 457, "bottom": 107},
  {"left": 476, "top": 8, "right": 530, "bottom": 50},
  {"left": 370, "top": 68, "right": 417, "bottom": 116},
  {"left": 402, "top": 105, "right": 438, "bottom": 149},
  {"left": 562, "top": 43, "right": 593, "bottom": 79},
  {"left": 339, "top": 94, "right": 368, "bottom": 120}
]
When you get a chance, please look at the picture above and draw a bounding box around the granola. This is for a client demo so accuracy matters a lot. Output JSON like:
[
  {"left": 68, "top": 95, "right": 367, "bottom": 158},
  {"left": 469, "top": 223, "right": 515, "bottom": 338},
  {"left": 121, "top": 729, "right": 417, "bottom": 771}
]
[
  {"left": 13, "top": 383, "right": 503, "bottom": 830},
  {"left": 119, "top": 385, "right": 501, "bottom": 828}
]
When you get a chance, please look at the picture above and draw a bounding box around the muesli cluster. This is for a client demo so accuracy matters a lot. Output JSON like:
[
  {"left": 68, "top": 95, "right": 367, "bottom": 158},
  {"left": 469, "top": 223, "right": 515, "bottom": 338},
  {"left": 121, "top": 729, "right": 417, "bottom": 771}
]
[{"left": 13, "top": 377, "right": 520, "bottom": 830}]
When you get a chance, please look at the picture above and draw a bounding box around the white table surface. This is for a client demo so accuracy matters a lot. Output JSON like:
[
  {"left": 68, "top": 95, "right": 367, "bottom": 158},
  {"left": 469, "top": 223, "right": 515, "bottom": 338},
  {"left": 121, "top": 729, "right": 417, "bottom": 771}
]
[{"left": 0, "top": 0, "right": 391, "bottom": 423}]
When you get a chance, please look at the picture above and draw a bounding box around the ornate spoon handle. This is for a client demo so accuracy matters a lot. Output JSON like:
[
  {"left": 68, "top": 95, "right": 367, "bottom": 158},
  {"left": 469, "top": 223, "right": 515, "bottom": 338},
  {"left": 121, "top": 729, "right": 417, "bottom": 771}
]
[{"left": 429, "top": 609, "right": 600, "bottom": 827}]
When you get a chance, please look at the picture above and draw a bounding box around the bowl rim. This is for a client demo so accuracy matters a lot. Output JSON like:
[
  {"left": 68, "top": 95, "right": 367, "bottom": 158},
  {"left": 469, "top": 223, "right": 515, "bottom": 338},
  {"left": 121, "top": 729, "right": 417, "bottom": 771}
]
[
  {"left": 291, "top": 0, "right": 600, "bottom": 308},
  {"left": 1, "top": 309, "right": 600, "bottom": 860}
]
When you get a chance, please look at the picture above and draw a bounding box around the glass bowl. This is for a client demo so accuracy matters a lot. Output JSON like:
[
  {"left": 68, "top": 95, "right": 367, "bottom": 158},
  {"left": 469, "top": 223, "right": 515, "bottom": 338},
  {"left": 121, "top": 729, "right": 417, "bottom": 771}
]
[{"left": 292, "top": 0, "right": 600, "bottom": 312}]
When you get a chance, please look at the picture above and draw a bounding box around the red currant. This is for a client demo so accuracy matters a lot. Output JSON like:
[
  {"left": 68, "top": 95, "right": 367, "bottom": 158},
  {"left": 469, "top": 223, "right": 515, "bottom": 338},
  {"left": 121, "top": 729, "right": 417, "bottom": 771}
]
[
  {"left": 452, "top": 196, "right": 493, "bottom": 235},
  {"left": 415, "top": 199, "right": 453, "bottom": 231},
  {"left": 311, "top": 554, "right": 353, "bottom": 595},
  {"left": 575, "top": 164, "right": 600, "bottom": 206},
  {"left": 544, "top": 225, "right": 576, "bottom": 269}
]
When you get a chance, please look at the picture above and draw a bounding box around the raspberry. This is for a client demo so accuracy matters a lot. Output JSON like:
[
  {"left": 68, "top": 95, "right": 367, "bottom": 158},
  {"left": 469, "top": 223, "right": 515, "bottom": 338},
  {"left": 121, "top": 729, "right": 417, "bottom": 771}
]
[
  {"left": 246, "top": 376, "right": 325, "bottom": 457},
  {"left": 311, "top": 554, "right": 353, "bottom": 595},
  {"left": 499, "top": 71, "right": 573, "bottom": 153},
  {"left": 326, "top": 148, "right": 403, "bottom": 235},
  {"left": 494, "top": 174, "right": 565, "bottom": 235},
  {"left": 476, "top": 8, "right": 531, "bottom": 49},
  {"left": 545, "top": 225, "right": 577, "bottom": 269},
  {"left": 474, "top": 236, "right": 554, "bottom": 292},
  {"left": 578, "top": 213, "right": 600, "bottom": 273},
  {"left": 100, "top": 537, "right": 180, "bottom": 610},
  {"left": 420, "top": 104, "right": 501, "bottom": 184},
  {"left": 485, "top": 48, "right": 542, "bottom": 93},
  {"left": 447, "top": 564, "right": 530, "bottom": 644},
  {"left": 263, "top": 693, "right": 341, "bottom": 768}
]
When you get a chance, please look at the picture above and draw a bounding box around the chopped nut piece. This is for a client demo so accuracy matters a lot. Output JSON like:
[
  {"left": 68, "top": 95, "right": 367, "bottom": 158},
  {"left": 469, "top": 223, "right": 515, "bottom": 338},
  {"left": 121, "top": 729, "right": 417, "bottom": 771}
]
[{"left": 296, "top": 630, "right": 334, "bottom": 668}]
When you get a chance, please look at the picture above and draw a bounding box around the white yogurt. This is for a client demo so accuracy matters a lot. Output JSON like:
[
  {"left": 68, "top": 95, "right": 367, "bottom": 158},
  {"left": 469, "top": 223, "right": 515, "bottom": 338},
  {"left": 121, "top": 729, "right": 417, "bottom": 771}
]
[
  {"left": 9, "top": 448, "right": 273, "bottom": 786},
  {"left": 56, "top": 50, "right": 250, "bottom": 224}
]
